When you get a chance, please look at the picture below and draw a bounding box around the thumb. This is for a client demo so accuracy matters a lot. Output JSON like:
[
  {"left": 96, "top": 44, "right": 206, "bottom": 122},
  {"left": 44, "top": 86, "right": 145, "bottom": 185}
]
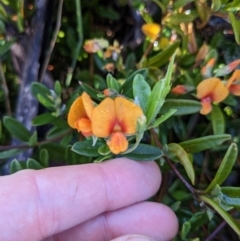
[{"left": 110, "top": 234, "right": 155, "bottom": 241}]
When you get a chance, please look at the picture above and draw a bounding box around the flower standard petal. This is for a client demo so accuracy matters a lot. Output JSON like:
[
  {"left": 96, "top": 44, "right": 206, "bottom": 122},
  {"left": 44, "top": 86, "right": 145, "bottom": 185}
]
[
  {"left": 211, "top": 81, "right": 229, "bottom": 103},
  {"left": 82, "top": 92, "right": 95, "bottom": 119},
  {"left": 67, "top": 95, "right": 87, "bottom": 129},
  {"left": 107, "top": 131, "right": 128, "bottom": 154},
  {"left": 115, "top": 97, "right": 144, "bottom": 135},
  {"left": 91, "top": 97, "right": 116, "bottom": 137},
  {"left": 196, "top": 78, "right": 220, "bottom": 99}
]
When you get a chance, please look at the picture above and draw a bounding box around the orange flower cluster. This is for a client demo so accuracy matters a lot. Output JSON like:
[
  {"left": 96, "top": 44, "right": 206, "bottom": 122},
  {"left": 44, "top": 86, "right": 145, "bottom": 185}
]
[
  {"left": 68, "top": 92, "right": 145, "bottom": 154},
  {"left": 171, "top": 70, "right": 240, "bottom": 115}
]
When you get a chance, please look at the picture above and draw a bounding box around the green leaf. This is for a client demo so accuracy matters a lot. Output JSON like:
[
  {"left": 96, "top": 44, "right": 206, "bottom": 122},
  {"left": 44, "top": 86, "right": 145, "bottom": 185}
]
[
  {"left": 106, "top": 74, "right": 120, "bottom": 92},
  {"left": 168, "top": 143, "right": 195, "bottom": 185},
  {"left": 97, "top": 6, "right": 120, "bottom": 20},
  {"left": 200, "top": 195, "right": 240, "bottom": 236},
  {"left": 72, "top": 139, "right": 104, "bottom": 157},
  {"left": 32, "top": 113, "right": 57, "bottom": 126},
  {"left": 98, "top": 145, "right": 111, "bottom": 155},
  {"left": 28, "top": 131, "right": 38, "bottom": 147},
  {"left": 160, "top": 99, "right": 201, "bottom": 116},
  {"left": 146, "top": 41, "right": 180, "bottom": 68},
  {"left": 179, "top": 134, "right": 231, "bottom": 153},
  {"left": 188, "top": 212, "right": 209, "bottom": 232},
  {"left": 211, "top": 105, "right": 225, "bottom": 135},
  {"left": 133, "top": 74, "right": 151, "bottom": 114},
  {"left": 54, "top": 81, "right": 62, "bottom": 96},
  {"left": 229, "top": 11, "right": 240, "bottom": 45},
  {"left": 3, "top": 116, "right": 32, "bottom": 142},
  {"left": 149, "top": 109, "right": 177, "bottom": 128},
  {"left": 205, "top": 143, "right": 238, "bottom": 193},
  {"left": 26, "top": 158, "right": 43, "bottom": 170},
  {"left": 165, "top": 13, "right": 196, "bottom": 25},
  {"left": 181, "top": 222, "right": 191, "bottom": 240},
  {"left": 79, "top": 82, "right": 102, "bottom": 101},
  {"left": 37, "top": 94, "right": 55, "bottom": 108},
  {"left": 122, "top": 144, "right": 163, "bottom": 161},
  {"left": 120, "top": 69, "right": 148, "bottom": 98},
  {"left": 211, "top": 0, "right": 221, "bottom": 11},
  {"left": 146, "top": 53, "right": 175, "bottom": 125},
  {"left": 0, "top": 148, "right": 23, "bottom": 160},
  {"left": 0, "top": 39, "right": 15, "bottom": 56},
  {"left": 31, "top": 82, "right": 52, "bottom": 101},
  {"left": 172, "top": 0, "right": 195, "bottom": 9},
  {"left": 10, "top": 159, "right": 24, "bottom": 173},
  {"left": 221, "top": 187, "right": 240, "bottom": 198},
  {"left": 39, "top": 149, "right": 49, "bottom": 167}
]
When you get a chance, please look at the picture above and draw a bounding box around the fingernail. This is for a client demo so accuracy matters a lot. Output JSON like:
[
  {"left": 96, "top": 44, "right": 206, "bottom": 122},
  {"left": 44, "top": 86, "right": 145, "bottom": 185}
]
[{"left": 111, "top": 234, "right": 155, "bottom": 241}]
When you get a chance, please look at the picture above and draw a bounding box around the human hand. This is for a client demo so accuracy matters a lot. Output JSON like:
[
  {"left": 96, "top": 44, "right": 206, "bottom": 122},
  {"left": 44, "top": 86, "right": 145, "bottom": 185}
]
[{"left": 0, "top": 158, "right": 178, "bottom": 241}]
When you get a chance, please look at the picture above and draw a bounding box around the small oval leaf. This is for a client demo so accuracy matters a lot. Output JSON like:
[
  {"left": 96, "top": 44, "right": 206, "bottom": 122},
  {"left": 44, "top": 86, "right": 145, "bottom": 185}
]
[
  {"left": 3, "top": 116, "right": 32, "bottom": 142},
  {"left": 72, "top": 139, "right": 104, "bottom": 157},
  {"left": 133, "top": 74, "right": 151, "bottom": 114},
  {"left": 122, "top": 144, "right": 163, "bottom": 161}
]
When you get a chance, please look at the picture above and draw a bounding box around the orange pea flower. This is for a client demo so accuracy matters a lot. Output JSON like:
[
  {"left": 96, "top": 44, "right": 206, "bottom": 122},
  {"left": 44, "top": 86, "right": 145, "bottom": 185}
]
[
  {"left": 226, "top": 70, "right": 240, "bottom": 96},
  {"left": 67, "top": 92, "right": 95, "bottom": 137},
  {"left": 171, "top": 85, "right": 188, "bottom": 95},
  {"left": 196, "top": 78, "right": 229, "bottom": 115},
  {"left": 91, "top": 97, "right": 144, "bottom": 154},
  {"left": 141, "top": 23, "right": 161, "bottom": 41}
]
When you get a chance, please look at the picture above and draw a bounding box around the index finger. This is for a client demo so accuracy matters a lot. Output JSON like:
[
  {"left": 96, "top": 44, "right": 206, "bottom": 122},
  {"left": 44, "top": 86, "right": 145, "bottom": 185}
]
[{"left": 0, "top": 158, "right": 161, "bottom": 241}]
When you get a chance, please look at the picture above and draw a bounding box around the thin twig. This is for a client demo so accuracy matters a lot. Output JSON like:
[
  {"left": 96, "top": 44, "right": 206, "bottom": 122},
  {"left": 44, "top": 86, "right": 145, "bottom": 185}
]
[
  {"left": 65, "top": 0, "right": 83, "bottom": 86},
  {"left": 204, "top": 221, "right": 226, "bottom": 241},
  {"left": 0, "top": 60, "right": 11, "bottom": 116},
  {"left": 0, "top": 130, "right": 72, "bottom": 151},
  {"left": 39, "top": 0, "right": 64, "bottom": 83},
  {"left": 150, "top": 128, "right": 197, "bottom": 195}
]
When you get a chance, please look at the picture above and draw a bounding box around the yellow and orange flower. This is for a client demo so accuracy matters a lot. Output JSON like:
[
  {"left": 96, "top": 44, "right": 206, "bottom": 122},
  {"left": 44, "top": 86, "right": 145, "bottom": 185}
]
[
  {"left": 226, "top": 70, "right": 240, "bottom": 96},
  {"left": 67, "top": 92, "right": 95, "bottom": 137},
  {"left": 141, "top": 23, "right": 161, "bottom": 41},
  {"left": 91, "top": 96, "right": 145, "bottom": 154},
  {"left": 196, "top": 78, "right": 229, "bottom": 115}
]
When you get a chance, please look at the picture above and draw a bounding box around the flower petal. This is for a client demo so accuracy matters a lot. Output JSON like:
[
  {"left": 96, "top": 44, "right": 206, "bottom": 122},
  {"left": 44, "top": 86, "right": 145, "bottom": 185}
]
[
  {"left": 229, "top": 84, "right": 240, "bottom": 96},
  {"left": 200, "top": 97, "right": 212, "bottom": 115},
  {"left": 211, "top": 81, "right": 229, "bottom": 103},
  {"left": 196, "top": 78, "right": 220, "bottom": 99},
  {"left": 141, "top": 23, "right": 161, "bottom": 41},
  {"left": 115, "top": 97, "right": 144, "bottom": 135},
  {"left": 67, "top": 95, "right": 87, "bottom": 129},
  {"left": 82, "top": 92, "right": 95, "bottom": 119},
  {"left": 92, "top": 98, "right": 116, "bottom": 137},
  {"left": 107, "top": 131, "right": 128, "bottom": 154},
  {"left": 226, "top": 70, "right": 240, "bottom": 88},
  {"left": 75, "top": 118, "right": 92, "bottom": 137}
]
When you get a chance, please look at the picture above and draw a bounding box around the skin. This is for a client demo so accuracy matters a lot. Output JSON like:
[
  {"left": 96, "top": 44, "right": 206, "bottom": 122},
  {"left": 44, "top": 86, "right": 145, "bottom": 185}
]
[{"left": 0, "top": 158, "right": 178, "bottom": 241}]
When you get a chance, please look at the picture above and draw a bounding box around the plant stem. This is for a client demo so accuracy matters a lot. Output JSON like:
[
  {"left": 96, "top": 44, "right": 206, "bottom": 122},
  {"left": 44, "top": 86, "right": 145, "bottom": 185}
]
[
  {"left": 65, "top": 0, "right": 83, "bottom": 86},
  {"left": 39, "top": 0, "right": 64, "bottom": 83},
  {"left": 150, "top": 128, "right": 197, "bottom": 195},
  {"left": 0, "top": 130, "right": 72, "bottom": 151},
  {"left": 0, "top": 60, "right": 11, "bottom": 116},
  {"left": 204, "top": 221, "right": 226, "bottom": 241}
]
